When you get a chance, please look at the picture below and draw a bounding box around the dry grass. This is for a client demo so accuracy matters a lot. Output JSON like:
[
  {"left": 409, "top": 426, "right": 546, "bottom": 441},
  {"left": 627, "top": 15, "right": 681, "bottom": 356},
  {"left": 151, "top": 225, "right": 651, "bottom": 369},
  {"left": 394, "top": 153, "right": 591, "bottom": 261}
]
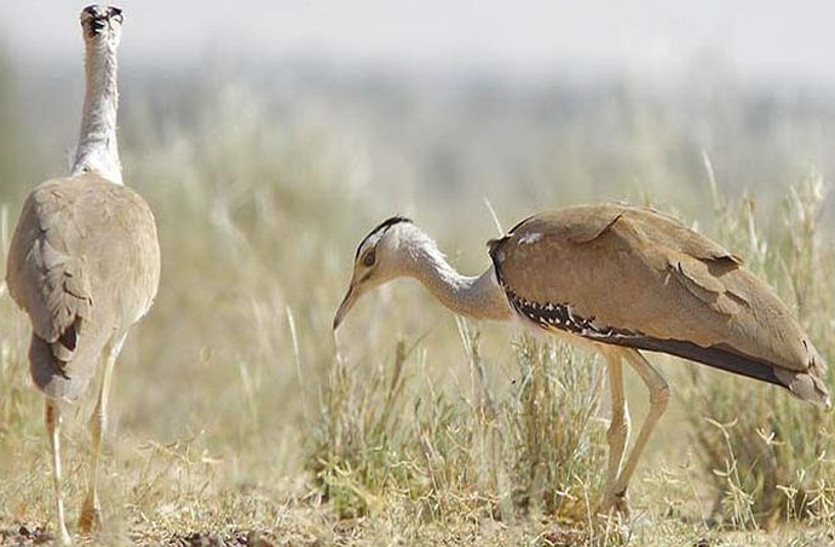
[
  {"left": 682, "top": 170, "right": 835, "bottom": 531},
  {"left": 310, "top": 332, "right": 606, "bottom": 525},
  {"left": 0, "top": 70, "right": 835, "bottom": 546}
]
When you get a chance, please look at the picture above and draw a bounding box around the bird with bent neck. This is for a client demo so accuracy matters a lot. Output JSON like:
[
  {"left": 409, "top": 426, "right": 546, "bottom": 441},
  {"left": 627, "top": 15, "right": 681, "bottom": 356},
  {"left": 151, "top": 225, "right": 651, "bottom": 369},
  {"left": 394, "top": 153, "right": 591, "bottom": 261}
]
[
  {"left": 334, "top": 208, "right": 830, "bottom": 518},
  {"left": 333, "top": 216, "right": 512, "bottom": 327}
]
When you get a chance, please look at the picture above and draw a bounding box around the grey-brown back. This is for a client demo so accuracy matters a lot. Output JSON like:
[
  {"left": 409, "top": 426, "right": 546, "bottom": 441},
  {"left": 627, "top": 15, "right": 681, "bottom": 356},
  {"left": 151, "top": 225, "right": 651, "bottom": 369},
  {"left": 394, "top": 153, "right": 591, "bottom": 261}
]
[
  {"left": 489, "top": 204, "right": 829, "bottom": 405},
  {"left": 6, "top": 173, "right": 160, "bottom": 400}
]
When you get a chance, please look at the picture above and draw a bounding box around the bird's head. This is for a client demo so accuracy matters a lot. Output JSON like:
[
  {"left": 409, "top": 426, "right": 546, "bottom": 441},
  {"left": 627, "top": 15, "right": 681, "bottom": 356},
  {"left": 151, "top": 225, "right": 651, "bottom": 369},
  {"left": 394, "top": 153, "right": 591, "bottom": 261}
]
[
  {"left": 80, "top": 5, "right": 123, "bottom": 45},
  {"left": 333, "top": 216, "right": 414, "bottom": 330}
]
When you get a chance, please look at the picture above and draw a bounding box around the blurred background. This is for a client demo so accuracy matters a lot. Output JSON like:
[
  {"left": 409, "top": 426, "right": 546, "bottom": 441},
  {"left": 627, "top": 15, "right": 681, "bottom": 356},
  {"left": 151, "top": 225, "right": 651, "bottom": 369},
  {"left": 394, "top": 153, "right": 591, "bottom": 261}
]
[
  {"left": 1, "top": 1, "right": 835, "bottom": 541},
  {"left": 2, "top": 1, "right": 835, "bottom": 215}
]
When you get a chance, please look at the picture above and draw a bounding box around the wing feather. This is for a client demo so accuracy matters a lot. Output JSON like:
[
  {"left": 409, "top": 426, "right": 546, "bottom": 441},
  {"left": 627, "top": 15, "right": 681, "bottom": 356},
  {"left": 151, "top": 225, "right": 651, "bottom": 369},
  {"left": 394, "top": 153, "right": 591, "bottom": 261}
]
[
  {"left": 6, "top": 174, "right": 160, "bottom": 399},
  {"left": 491, "top": 204, "right": 824, "bottom": 382},
  {"left": 667, "top": 256, "right": 748, "bottom": 316},
  {"left": 8, "top": 187, "right": 94, "bottom": 372}
]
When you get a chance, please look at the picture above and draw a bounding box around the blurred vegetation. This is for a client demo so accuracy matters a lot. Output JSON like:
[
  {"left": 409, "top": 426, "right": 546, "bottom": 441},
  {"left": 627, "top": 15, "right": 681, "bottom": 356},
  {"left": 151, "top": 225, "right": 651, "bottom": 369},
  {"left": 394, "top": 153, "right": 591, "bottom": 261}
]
[
  {"left": 0, "top": 43, "right": 21, "bottom": 191},
  {"left": 682, "top": 173, "right": 835, "bottom": 530},
  {"left": 309, "top": 332, "right": 606, "bottom": 524},
  {"left": 1, "top": 52, "right": 835, "bottom": 545}
]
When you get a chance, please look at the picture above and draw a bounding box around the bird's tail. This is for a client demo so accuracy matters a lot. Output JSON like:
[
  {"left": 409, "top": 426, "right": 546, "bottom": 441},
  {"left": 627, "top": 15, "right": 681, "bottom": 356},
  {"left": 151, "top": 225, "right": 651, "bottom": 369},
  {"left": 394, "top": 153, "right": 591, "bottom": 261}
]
[
  {"left": 29, "top": 333, "right": 90, "bottom": 401},
  {"left": 623, "top": 336, "right": 831, "bottom": 408},
  {"left": 774, "top": 344, "right": 831, "bottom": 408}
]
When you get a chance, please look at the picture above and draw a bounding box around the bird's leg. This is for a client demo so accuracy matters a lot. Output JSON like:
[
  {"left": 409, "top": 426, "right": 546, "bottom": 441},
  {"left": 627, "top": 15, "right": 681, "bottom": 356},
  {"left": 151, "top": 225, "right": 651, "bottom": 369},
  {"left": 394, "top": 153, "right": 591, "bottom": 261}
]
[
  {"left": 78, "top": 336, "right": 123, "bottom": 534},
  {"left": 45, "top": 398, "right": 72, "bottom": 546},
  {"left": 597, "top": 350, "right": 631, "bottom": 517},
  {"left": 607, "top": 349, "right": 670, "bottom": 510}
]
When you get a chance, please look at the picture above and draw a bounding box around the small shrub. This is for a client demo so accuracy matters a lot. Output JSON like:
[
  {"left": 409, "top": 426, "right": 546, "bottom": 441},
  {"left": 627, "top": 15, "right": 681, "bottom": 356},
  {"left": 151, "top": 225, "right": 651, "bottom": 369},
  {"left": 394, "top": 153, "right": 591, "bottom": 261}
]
[
  {"left": 683, "top": 172, "right": 835, "bottom": 528},
  {"left": 307, "top": 332, "right": 607, "bottom": 524},
  {"left": 504, "top": 336, "right": 606, "bottom": 520}
]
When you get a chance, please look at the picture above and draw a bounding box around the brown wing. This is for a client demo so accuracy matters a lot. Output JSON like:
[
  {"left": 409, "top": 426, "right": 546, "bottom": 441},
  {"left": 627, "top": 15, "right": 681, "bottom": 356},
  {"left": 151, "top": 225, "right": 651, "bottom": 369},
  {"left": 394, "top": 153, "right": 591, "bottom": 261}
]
[
  {"left": 489, "top": 204, "right": 829, "bottom": 405},
  {"left": 6, "top": 174, "right": 161, "bottom": 400}
]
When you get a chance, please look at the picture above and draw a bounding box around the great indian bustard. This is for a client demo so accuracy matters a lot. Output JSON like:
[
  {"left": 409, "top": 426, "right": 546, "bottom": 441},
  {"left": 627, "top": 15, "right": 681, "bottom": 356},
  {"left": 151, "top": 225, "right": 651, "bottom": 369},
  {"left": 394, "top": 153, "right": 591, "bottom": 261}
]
[
  {"left": 333, "top": 206, "right": 830, "bottom": 516},
  {"left": 5, "top": 5, "right": 160, "bottom": 543}
]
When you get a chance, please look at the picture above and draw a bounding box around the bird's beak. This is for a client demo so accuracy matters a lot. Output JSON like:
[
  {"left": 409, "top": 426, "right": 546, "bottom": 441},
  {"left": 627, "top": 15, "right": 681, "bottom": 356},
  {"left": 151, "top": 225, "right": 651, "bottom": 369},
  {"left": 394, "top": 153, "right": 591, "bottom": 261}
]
[{"left": 333, "top": 284, "right": 359, "bottom": 330}]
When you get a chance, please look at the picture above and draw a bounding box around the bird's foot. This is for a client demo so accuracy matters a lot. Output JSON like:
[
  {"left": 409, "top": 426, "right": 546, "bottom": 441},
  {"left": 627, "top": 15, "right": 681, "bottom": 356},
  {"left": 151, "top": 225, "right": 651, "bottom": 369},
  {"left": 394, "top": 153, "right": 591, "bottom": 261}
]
[
  {"left": 595, "top": 490, "right": 631, "bottom": 520},
  {"left": 55, "top": 523, "right": 72, "bottom": 546},
  {"left": 77, "top": 491, "right": 101, "bottom": 535},
  {"left": 591, "top": 492, "right": 631, "bottom": 544}
]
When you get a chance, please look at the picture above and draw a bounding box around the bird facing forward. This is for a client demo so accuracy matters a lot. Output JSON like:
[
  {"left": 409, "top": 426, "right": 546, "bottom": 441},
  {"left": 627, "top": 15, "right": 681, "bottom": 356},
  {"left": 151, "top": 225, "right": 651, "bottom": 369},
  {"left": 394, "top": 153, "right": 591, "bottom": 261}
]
[{"left": 5, "top": 5, "right": 160, "bottom": 544}]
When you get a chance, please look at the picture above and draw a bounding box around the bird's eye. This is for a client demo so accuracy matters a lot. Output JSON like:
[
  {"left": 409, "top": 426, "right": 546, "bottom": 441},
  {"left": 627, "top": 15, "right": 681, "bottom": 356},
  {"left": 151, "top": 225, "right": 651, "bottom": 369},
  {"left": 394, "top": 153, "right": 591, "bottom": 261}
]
[{"left": 362, "top": 250, "right": 376, "bottom": 267}]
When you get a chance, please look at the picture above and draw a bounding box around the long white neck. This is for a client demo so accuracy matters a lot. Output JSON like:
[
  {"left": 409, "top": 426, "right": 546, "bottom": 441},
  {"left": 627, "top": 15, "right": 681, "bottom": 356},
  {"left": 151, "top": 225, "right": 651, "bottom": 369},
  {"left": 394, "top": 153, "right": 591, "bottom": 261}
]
[
  {"left": 400, "top": 231, "right": 513, "bottom": 321},
  {"left": 71, "top": 38, "right": 122, "bottom": 184}
]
